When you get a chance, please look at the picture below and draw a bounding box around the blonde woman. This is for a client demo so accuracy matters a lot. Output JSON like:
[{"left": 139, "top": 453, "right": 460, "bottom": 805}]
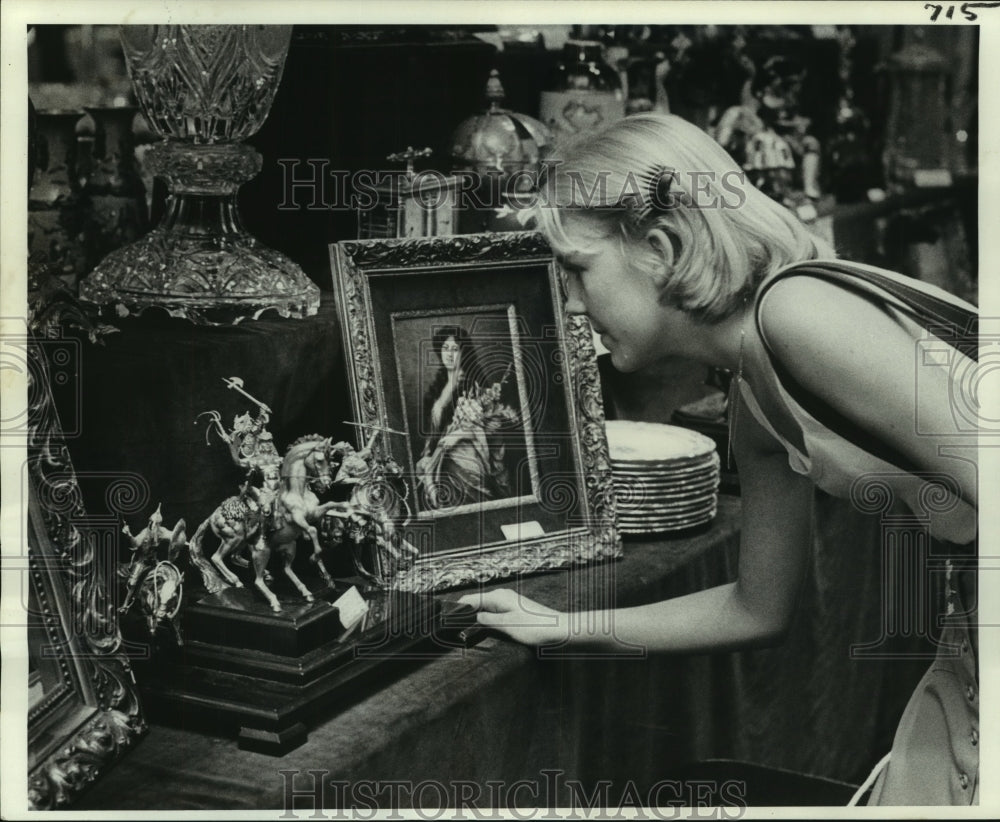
[{"left": 461, "top": 113, "right": 978, "bottom": 805}]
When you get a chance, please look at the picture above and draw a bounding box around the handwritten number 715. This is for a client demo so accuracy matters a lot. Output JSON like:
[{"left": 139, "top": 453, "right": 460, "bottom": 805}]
[{"left": 926, "top": 2, "right": 1000, "bottom": 21}]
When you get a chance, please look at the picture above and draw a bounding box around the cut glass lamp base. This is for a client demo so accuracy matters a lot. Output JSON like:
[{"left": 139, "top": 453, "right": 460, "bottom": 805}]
[
  {"left": 79, "top": 228, "right": 320, "bottom": 326},
  {"left": 79, "top": 140, "right": 320, "bottom": 326}
]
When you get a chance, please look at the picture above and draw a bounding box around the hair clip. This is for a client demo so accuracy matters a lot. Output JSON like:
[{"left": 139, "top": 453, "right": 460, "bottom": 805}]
[
  {"left": 622, "top": 166, "right": 679, "bottom": 227},
  {"left": 537, "top": 164, "right": 679, "bottom": 221}
]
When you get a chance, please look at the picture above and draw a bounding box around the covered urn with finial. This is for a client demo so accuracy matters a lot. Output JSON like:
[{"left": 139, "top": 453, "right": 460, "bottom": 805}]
[{"left": 450, "top": 70, "right": 552, "bottom": 232}]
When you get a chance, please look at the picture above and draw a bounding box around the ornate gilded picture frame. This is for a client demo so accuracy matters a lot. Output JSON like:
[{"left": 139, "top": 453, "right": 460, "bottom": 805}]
[
  {"left": 330, "top": 231, "right": 620, "bottom": 592},
  {"left": 22, "top": 337, "right": 146, "bottom": 809}
]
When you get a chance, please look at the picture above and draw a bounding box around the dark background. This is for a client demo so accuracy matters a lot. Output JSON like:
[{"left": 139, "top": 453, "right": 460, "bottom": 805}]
[{"left": 30, "top": 24, "right": 979, "bottom": 293}]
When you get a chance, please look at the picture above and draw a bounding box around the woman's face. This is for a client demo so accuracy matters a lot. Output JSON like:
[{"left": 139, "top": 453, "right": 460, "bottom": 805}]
[
  {"left": 440, "top": 336, "right": 461, "bottom": 372},
  {"left": 556, "top": 216, "right": 682, "bottom": 373}
]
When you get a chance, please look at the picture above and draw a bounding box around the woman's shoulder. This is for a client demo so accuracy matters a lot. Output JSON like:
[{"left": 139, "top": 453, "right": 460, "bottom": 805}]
[
  {"left": 753, "top": 266, "right": 921, "bottom": 413},
  {"left": 751, "top": 261, "right": 979, "bottom": 502},
  {"left": 756, "top": 271, "right": 884, "bottom": 352},
  {"left": 756, "top": 258, "right": 949, "bottom": 349},
  {"left": 758, "top": 271, "right": 845, "bottom": 310},
  {"left": 760, "top": 259, "right": 977, "bottom": 313},
  {"left": 424, "top": 369, "right": 448, "bottom": 395}
]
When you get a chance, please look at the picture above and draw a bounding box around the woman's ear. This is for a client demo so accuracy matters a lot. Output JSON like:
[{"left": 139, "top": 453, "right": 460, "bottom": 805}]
[{"left": 644, "top": 227, "right": 676, "bottom": 285}]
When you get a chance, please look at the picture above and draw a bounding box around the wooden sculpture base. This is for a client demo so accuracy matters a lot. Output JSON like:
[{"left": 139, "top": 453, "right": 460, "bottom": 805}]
[{"left": 133, "top": 579, "right": 447, "bottom": 755}]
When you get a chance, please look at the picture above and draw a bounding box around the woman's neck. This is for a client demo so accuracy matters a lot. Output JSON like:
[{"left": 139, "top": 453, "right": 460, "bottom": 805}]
[{"left": 678, "top": 303, "right": 754, "bottom": 373}]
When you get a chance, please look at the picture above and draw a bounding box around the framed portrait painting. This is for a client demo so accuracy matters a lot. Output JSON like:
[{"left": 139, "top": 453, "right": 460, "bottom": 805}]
[{"left": 330, "top": 231, "right": 620, "bottom": 592}]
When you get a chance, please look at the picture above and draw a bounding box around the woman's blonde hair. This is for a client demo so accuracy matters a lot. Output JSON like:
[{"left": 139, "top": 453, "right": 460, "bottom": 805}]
[{"left": 531, "top": 113, "right": 834, "bottom": 323}]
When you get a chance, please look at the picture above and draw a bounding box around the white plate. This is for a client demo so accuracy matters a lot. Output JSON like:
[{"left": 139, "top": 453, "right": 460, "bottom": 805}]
[
  {"left": 619, "top": 510, "right": 717, "bottom": 534},
  {"left": 613, "top": 477, "right": 719, "bottom": 498},
  {"left": 611, "top": 466, "right": 721, "bottom": 491},
  {"left": 620, "top": 503, "right": 717, "bottom": 520},
  {"left": 618, "top": 503, "right": 718, "bottom": 524},
  {"left": 612, "top": 462, "right": 719, "bottom": 482},
  {"left": 613, "top": 471, "right": 720, "bottom": 493},
  {"left": 606, "top": 421, "right": 717, "bottom": 463},
  {"left": 618, "top": 499, "right": 719, "bottom": 518},
  {"left": 613, "top": 465, "right": 720, "bottom": 486},
  {"left": 611, "top": 452, "right": 717, "bottom": 472},
  {"left": 615, "top": 494, "right": 718, "bottom": 514}
]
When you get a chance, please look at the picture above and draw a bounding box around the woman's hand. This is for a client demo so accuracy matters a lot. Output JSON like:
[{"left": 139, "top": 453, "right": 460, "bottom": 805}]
[
  {"left": 442, "top": 368, "right": 464, "bottom": 401},
  {"left": 431, "top": 370, "right": 464, "bottom": 429},
  {"left": 457, "top": 588, "right": 568, "bottom": 646}
]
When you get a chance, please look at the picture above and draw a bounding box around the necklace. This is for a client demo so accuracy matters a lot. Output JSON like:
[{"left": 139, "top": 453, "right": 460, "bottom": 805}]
[{"left": 726, "top": 306, "right": 748, "bottom": 470}]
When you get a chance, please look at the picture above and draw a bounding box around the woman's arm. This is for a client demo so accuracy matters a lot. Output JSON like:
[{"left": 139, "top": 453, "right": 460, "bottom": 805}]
[
  {"left": 759, "top": 276, "right": 978, "bottom": 506},
  {"left": 461, "top": 401, "right": 815, "bottom": 652}
]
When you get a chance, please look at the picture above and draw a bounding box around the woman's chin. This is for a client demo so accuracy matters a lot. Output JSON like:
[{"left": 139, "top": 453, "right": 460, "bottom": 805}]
[{"left": 608, "top": 348, "right": 639, "bottom": 373}]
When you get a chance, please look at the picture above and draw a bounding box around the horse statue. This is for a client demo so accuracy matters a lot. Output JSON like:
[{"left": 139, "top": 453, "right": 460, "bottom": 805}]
[
  {"left": 137, "top": 560, "right": 185, "bottom": 646},
  {"left": 251, "top": 434, "right": 353, "bottom": 610},
  {"left": 325, "top": 432, "right": 419, "bottom": 585},
  {"left": 188, "top": 488, "right": 265, "bottom": 595},
  {"left": 119, "top": 504, "right": 187, "bottom": 614},
  {"left": 191, "top": 434, "right": 353, "bottom": 612}
]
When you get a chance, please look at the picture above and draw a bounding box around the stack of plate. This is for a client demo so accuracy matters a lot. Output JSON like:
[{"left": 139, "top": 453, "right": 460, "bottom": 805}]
[{"left": 605, "top": 420, "right": 720, "bottom": 535}]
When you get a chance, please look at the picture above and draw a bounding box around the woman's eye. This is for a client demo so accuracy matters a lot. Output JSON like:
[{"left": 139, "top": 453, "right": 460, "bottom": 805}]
[
  {"left": 562, "top": 265, "right": 585, "bottom": 296},
  {"left": 559, "top": 264, "right": 581, "bottom": 283}
]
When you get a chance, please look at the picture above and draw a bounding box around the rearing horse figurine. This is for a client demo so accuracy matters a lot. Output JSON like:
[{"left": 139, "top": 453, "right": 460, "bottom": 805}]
[
  {"left": 193, "top": 434, "right": 353, "bottom": 612},
  {"left": 326, "top": 430, "right": 419, "bottom": 585},
  {"left": 247, "top": 434, "right": 353, "bottom": 612}
]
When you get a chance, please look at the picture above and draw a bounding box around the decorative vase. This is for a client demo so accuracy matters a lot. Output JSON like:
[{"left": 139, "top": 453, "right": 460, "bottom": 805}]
[
  {"left": 539, "top": 40, "right": 625, "bottom": 148},
  {"left": 81, "top": 106, "right": 149, "bottom": 272},
  {"left": 28, "top": 110, "right": 88, "bottom": 286},
  {"left": 79, "top": 25, "right": 319, "bottom": 325}
]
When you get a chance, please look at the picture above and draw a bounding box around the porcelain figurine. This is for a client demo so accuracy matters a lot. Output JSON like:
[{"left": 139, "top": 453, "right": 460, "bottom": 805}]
[
  {"left": 714, "top": 55, "right": 822, "bottom": 206},
  {"left": 119, "top": 504, "right": 187, "bottom": 645}
]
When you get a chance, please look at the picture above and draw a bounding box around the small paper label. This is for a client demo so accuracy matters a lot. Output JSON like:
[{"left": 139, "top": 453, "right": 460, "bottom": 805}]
[
  {"left": 501, "top": 521, "right": 545, "bottom": 541},
  {"left": 913, "top": 169, "right": 953, "bottom": 188},
  {"left": 333, "top": 586, "right": 369, "bottom": 631}
]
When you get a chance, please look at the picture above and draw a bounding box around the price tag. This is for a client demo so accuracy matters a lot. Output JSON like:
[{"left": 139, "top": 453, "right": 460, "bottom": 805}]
[
  {"left": 333, "top": 586, "right": 369, "bottom": 631},
  {"left": 501, "top": 521, "right": 545, "bottom": 541}
]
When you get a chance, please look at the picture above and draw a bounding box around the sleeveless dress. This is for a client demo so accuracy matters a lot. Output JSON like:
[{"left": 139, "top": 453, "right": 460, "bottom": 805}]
[{"left": 740, "top": 261, "right": 978, "bottom": 805}]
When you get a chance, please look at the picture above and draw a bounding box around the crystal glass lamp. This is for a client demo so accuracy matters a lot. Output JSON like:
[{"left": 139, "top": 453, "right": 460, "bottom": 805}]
[{"left": 79, "top": 25, "right": 320, "bottom": 325}]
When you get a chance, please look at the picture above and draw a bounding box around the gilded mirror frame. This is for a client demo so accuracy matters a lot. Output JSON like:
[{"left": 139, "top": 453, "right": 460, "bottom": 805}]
[{"left": 23, "top": 335, "right": 146, "bottom": 809}]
